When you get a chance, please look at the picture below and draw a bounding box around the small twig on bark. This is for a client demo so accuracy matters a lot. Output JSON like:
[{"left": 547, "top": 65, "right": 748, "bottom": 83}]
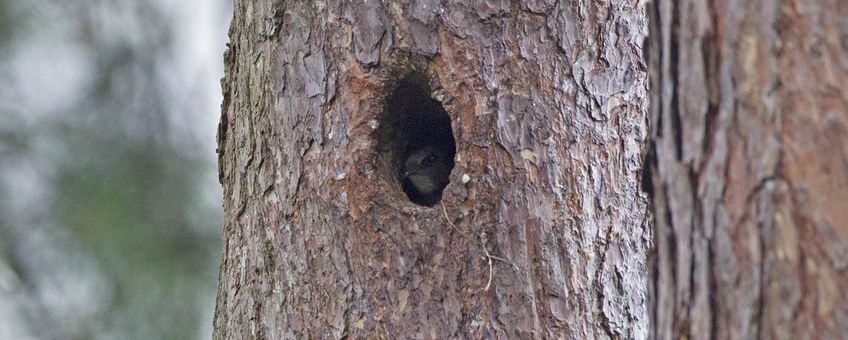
[{"left": 441, "top": 202, "right": 511, "bottom": 291}]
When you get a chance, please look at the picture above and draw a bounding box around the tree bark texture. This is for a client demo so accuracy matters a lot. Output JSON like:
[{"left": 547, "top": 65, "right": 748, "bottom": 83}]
[
  {"left": 648, "top": 0, "right": 848, "bottom": 339},
  {"left": 215, "top": 1, "right": 650, "bottom": 339}
]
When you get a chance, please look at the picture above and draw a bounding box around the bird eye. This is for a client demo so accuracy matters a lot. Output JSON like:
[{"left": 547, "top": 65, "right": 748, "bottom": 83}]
[{"left": 423, "top": 154, "right": 436, "bottom": 166}]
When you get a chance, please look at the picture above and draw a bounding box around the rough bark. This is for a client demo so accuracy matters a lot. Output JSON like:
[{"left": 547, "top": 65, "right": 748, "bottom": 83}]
[
  {"left": 214, "top": 0, "right": 650, "bottom": 339},
  {"left": 648, "top": 0, "right": 848, "bottom": 338}
]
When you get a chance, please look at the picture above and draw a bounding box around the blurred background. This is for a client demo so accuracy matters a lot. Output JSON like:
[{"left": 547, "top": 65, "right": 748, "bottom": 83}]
[{"left": 0, "top": 0, "right": 230, "bottom": 338}]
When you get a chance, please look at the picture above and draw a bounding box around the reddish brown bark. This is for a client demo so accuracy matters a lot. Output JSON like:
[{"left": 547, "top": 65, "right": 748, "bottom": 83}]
[
  {"left": 648, "top": 0, "right": 848, "bottom": 338},
  {"left": 215, "top": 0, "right": 650, "bottom": 338}
]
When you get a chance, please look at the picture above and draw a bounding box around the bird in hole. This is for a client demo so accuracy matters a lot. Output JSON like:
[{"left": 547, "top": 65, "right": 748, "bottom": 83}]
[{"left": 403, "top": 146, "right": 452, "bottom": 200}]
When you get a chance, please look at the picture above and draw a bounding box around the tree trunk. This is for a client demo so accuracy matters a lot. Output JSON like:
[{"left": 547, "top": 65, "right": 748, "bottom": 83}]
[
  {"left": 648, "top": 0, "right": 848, "bottom": 338},
  {"left": 214, "top": 0, "right": 650, "bottom": 338}
]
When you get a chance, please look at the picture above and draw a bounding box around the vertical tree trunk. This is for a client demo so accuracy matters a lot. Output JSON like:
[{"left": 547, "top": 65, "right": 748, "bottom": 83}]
[
  {"left": 215, "top": 0, "right": 650, "bottom": 338},
  {"left": 648, "top": 0, "right": 848, "bottom": 338}
]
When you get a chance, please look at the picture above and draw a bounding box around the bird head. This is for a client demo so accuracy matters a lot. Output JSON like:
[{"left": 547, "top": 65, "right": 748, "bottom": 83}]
[{"left": 403, "top": 146, "right": 450, "bottom": 196}]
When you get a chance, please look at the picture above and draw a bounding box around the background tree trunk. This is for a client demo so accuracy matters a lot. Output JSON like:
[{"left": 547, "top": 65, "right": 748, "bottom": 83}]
[
  {"left": 215, "top": 0, "right": 650, "bottom": 338},
  {"left": 648, "top": 0, "right": 848, "bottom": 338}
]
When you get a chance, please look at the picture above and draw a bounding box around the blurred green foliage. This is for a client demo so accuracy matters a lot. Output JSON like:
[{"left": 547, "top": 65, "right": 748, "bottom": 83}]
[{"left": 0, "top": 0, "right": 227, "bottom": 338}]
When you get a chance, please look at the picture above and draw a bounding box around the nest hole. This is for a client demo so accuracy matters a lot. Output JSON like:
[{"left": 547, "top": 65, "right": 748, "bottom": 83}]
[{"left": 375, "top": 76, "right": 456, "bottom": 207}]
